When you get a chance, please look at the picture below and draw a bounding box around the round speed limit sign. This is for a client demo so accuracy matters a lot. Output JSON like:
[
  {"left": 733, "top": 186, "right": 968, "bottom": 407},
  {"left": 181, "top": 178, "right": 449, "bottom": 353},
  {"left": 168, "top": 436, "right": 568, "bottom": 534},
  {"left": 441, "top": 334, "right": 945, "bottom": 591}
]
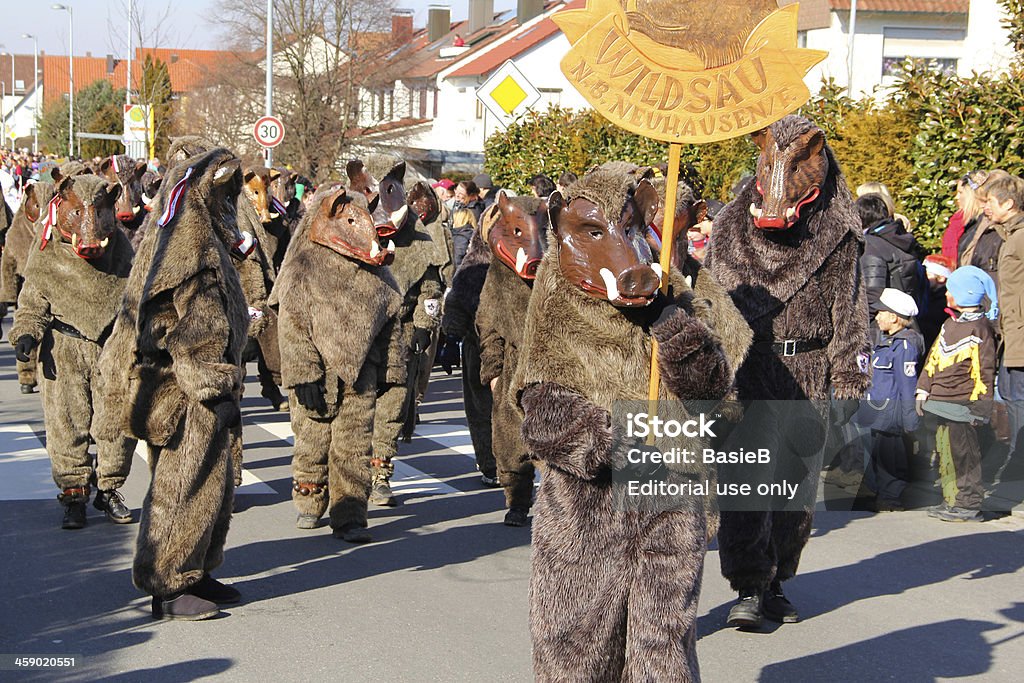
[{"left": 253, "top": 115, "right": 285, "bottom": 148}]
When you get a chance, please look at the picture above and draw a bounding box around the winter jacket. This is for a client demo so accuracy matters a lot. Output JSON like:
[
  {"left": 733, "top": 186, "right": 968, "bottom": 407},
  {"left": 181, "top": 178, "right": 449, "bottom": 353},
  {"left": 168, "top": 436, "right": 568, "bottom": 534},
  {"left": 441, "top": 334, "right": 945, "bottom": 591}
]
[
  {"left": 965, "top": 218, "right": 1004, "bottom": 291},
  {"left": 942, "top": 209, "right": 965, "bottom": 265},
  {"left": 861, "top": 218, "right": 926, "bottom": 315},
  {"left": 857, "top": 326, "right": 924, "bottom": 433},
  {"left": 997, "top": 212, "right": 1024, "bottom": 366},
  {"left": 917, "top": 311, "right": 997, "bottom": 418}
]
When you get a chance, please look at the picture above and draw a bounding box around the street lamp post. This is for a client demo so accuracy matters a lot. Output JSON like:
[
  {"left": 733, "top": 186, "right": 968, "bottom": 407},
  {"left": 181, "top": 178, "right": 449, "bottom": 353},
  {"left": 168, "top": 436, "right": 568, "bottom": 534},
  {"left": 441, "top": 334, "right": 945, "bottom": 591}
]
[
  {"left": 265, "top": 0, "right": 273, "bottom": 168},
  {"left": 22, "top": 34, "right": 38, "bottom": 155},
  {"left": 52, "top": 4, "right": 74, "bottom": 158},
  {"left": 127, "top": 0, "right": 133, "bottom": 105},
  {"left": 1, "top": 81, "right": 6, "bottom": 147}
]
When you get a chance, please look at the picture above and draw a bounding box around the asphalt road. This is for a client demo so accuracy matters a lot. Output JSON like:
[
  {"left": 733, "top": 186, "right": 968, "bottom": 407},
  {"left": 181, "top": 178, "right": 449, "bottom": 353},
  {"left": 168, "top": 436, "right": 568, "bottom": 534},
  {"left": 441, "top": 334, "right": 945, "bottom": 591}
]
[{"left": 1, "top": 317, "right": 1023, "bottom": 682}]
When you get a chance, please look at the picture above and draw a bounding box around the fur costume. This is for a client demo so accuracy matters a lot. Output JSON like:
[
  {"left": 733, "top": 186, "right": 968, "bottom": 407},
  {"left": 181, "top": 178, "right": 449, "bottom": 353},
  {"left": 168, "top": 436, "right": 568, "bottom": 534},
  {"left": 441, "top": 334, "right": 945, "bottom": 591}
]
[
  {"left": 370, "top": 213, "right": 447, "bottom": 477},
  {"left": 476, "top": 197, "right": 546, "bottom": 512},
  {"left": 10, "top": 176, "right": 136, "bottom": 494},
  {"left": 1, "top": 181, "right": 56, "bottom": 387},
  {"left": 269, "top": 186, "right": 404, "bottom": 534},
  {"left": 514, "top": 170, "right": 751, "bottom": 682},
  {"left": 97, "top": 148, "right": 250, "bottom": 598},
  {"left": 441, "top": 228, "right": 496, "bottom": 478},
  {"left": 707, "top": 115, "right": 869, "bottom": 596}
]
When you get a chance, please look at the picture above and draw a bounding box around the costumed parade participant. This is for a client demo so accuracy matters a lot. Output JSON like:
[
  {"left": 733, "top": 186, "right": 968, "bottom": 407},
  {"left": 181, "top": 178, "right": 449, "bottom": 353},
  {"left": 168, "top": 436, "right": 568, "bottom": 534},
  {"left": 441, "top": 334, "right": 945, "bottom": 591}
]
[
  {"left": 97, "top": 148, "right": 250, "bottom": 620},
  {"left": 708, "top": 115, "right": 870, "bottom": 628},
  {"left": 514, "top": 167, "right": 751, "bottom": 681},
  {"left": 270, "top": 184, "right": 404, "bottom": 541},
  {"left": 10, "top": 174, "right": 137, "bottom": 529}
]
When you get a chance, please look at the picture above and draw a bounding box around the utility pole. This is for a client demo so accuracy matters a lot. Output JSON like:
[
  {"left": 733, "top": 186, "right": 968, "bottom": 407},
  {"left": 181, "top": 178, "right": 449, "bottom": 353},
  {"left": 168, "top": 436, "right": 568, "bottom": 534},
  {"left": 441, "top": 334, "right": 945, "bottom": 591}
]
[
  {"left": 265, "top": 0, "right": 273, "bottom": 168},
  {"left": 127, "top": 0, "right": 133, "bottom": 105},
  {"left": 847, "top": 0, "right": 858, "bottom": 96},
  {"left": 22, "top": 34, "right": 39, "bottom": 154},
  {"left": 52, "top": 4, "right": 74, "bottom": 157}
]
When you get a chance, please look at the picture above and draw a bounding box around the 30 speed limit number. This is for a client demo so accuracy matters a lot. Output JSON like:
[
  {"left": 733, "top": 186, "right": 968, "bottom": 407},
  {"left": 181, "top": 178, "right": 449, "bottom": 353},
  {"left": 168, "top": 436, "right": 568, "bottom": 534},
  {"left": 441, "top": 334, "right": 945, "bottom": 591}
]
[{"left": 253, "top": 115, "right": 285, "bottom": 148}]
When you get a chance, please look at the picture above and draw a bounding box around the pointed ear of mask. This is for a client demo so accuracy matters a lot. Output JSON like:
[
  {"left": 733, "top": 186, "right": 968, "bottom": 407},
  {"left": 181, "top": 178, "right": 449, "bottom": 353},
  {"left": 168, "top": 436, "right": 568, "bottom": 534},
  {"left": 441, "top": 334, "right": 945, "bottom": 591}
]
[
  {"left": 693, "top": 199, "right": 708, "bottom": 224},
  {"left": 368, "top": 193, "right": 380, "bottom": 215},
  {"left": 634, "top": 179, "right": 660, "bottom": 227},
  {"left": 329, "top": 191, "right": 351, "bottom": 218},
  {"left": 243, "top": 169, "right": 257, "bottom": 183},
  {"left": 346, "top": 160, "right": 365, "bottom": 184},
  {"left": 214, "top": 158, "right": 242, "bottom": 186},
  {"left": 800, "top": 128, "right": 825, "bottom": 159},
  {"left": 57, "top": 176, "right": 75, "bottom": 199},
  {"left": 750, "top": 127, "right": 770, "bottom": 151},
  {"left": 547, "top": 191, "right": 565, "bottom": 236},
  {"left": 105, "top": 181, "right": 123, "bottom": 205},
  {"left": 50, "top": 168, "right": 63, "bottom": 183},
  {"left": 133, "top": 161, "right": 148, "bottom": 179},
  {"left": 269, "top": 168, "right": 282, "bottom": 182},
  {"left": 497, "top": 189, "right": 511, "bottom": 214},
  {"left": 384, "top": 161, "right": 406, "bottom": 185},
  {"left": 99, "top": 158, "right": 113, "bottom": 175}
]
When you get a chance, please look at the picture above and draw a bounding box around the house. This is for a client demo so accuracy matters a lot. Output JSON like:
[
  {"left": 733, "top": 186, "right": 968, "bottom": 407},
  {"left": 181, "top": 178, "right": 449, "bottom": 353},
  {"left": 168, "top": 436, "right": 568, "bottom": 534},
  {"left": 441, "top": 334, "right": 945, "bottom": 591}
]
[{"left": 0, "top": 54, "right": 42, "bottom": 149}]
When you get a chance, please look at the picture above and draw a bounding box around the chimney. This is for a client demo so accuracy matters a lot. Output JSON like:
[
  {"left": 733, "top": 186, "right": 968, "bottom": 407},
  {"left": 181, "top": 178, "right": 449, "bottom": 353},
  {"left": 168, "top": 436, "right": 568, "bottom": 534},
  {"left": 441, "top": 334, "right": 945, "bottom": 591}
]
[
  {"left": 392, "top": 9, "right": 414, "bottom": 47},
  {"left": 86, "top": 51, "right": 93, "bottom": 58},
  {"left": 468, "top": 0, "right": 494, "bottom": 35},
  {"left": 427, "top": 5, "right": 451, "bottom": 43},
  {"left": 106, "top": 54, "right": 115, "bottom": 74},
  {"left": 517, "top": 0, "right": 544, "bottom": 25}
]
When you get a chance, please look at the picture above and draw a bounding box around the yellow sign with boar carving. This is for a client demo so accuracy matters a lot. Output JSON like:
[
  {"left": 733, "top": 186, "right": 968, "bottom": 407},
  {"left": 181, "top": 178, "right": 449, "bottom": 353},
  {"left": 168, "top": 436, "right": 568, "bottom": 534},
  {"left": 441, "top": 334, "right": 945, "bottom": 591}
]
[{"left": 553, "top": 0, "right": 828, "bottom": 143}]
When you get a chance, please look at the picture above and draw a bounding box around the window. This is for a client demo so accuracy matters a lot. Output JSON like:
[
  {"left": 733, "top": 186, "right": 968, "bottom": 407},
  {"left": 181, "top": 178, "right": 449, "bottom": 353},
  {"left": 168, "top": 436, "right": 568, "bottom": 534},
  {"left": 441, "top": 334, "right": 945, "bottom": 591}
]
[
  {"left": 419, "top": 89, "right": 427, "bottom": 119},
  {"left": 882, "top": 56, "right": 957, "bottom": 77},
  {"left": 881, "top": 27, "right": 964, "bottom": 79}
]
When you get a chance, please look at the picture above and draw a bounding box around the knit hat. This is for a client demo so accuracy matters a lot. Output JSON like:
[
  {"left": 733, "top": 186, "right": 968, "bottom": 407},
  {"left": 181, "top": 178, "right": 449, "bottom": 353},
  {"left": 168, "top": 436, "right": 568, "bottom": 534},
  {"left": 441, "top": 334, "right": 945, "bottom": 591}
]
[
  {"left": 473, "top": 173, "right": 493, "bottom": 190},
  {"left": 946, "top": 265, "right": 999, "bottom": 320},
  {"left": 923, "top": 254, "right": 954, "bottom": 279},
  {"left": 877, "top": 288, "right": 918, "bottom": 318}
]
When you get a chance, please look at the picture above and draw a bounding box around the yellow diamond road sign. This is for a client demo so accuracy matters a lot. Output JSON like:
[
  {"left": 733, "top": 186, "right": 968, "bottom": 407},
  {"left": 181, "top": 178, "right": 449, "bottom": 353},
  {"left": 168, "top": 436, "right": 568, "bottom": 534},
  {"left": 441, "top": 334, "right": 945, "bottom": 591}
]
[{"left": 477, "top": 60, "right": 541, "bottom": 128}]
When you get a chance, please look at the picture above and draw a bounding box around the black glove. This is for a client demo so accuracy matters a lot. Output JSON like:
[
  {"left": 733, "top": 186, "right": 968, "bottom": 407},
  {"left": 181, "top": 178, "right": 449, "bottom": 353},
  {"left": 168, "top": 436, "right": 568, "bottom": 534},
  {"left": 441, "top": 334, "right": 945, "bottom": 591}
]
[
  {"left": 15, "top": 335, "right": 37, "bottom": 362},
  {"left": 439, "top": 335, "right": 461, "bottom": 375},
  {"left": 294, "top": 382, "right": 327, "bottom": 414},
  {"left": 205, "top": 397, "right": 241, "bottom": 429},
  {"left": 412, "top": 327, "right": 432, "bottom": 354}
]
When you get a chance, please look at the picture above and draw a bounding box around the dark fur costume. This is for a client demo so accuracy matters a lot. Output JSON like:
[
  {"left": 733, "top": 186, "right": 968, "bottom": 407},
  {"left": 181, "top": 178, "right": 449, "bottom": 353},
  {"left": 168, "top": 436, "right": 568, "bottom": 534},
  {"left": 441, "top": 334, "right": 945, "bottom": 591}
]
[
  {"left": 514, "top": 177, "right": 751, "bottom": 680},
  {"left": 1, "top": 181, "right": 55, "bottom": 386},
  {"left": 707, "top": 115, "right": 869, "bottom": 594},
  {"left": 441, "top": 228, "right": 496, "bottom": 477},
  {"left": 371, "top": 213, "right": 447, "bottom": 477},
  {"left": 11, "top": 176, "right": 137, "bottom": 493},
  {"left": 270, "top": 187, "right": 404, "bottom": 532},
  {"left": 97, "top": 148, "right": 249, "bottom": 598},
  {"left": 476, "top": 198, "right": 545, "bottom": 511}
]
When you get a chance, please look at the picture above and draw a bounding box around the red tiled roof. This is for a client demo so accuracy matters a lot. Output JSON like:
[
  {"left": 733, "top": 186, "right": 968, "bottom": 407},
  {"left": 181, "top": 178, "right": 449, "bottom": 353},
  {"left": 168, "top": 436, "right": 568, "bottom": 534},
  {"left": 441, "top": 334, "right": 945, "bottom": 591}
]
[
  {"left": 448, "top": 0, "right": 586, "bottom": 78},
  {"left": 829, "top": 0, "right": 968, "bottom": 12}
]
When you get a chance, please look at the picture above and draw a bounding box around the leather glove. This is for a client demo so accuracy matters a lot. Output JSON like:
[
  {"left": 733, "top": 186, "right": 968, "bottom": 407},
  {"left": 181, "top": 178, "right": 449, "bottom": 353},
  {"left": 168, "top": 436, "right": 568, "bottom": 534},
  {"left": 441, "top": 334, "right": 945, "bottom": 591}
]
[
  {"left": 294, "top": 382, "right": 327, "bottom": 414},
  {"left": 15, "top": 335, "right": 37, "bottom": 363},
  {"left": 438, "top": 335, "right": 461, "bottom": 375},
  {"left": 412, "top": 327, "right": 432, "bottom": 354}
]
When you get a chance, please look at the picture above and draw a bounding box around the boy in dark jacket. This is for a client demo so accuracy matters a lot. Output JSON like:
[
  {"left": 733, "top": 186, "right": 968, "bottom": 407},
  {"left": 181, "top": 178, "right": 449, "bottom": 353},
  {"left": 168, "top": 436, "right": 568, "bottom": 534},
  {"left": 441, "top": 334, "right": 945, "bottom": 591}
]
[
  {"left": 862, "top": 289, "right": 925, "bottom": 511},
  {"left": 916, "top": 266, "right": 998, "bottom": 522}
]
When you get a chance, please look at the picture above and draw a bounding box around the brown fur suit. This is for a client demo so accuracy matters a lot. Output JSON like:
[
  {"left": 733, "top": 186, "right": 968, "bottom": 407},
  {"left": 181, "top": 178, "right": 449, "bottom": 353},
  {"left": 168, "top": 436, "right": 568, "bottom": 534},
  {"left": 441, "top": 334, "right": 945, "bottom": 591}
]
[
  {"left": 1, "top": 181, "right": 56, "bottom": 387},
  {"left": 270, "top": 187, "right": 405, "bottom": 534},
  {"left": 514, "top": 171, "right": 752, "bottom": 682},
  {"left": 97, "top": 149, "right": 249, "bottom": 598},
  {"left": 371, "top": 215, "right": 447, "bottom": 480},
  {"left": 10, "top": 176, "right": 137, "bottom": 495},
  {"left": 476, "top": 198, "right": 545, "bottom": 512},
  {"left": 440, "top": 229, "right": 496, "bottom": 478},
  {"left": 707, "top": 115, "right": 869, "bottom": 595}
]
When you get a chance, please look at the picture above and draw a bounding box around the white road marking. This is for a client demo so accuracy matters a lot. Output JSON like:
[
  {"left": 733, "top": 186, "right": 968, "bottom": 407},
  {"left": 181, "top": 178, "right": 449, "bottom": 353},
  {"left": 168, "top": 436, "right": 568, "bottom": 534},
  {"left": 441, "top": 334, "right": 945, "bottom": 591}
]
[
  {"left": 255, "top": 419, "right": 462, "bottom": 496},
  {"left": 413, "top": 422, "right": 475, "bottom": 458},
  {"left": 132, "top": 440, "right": 276, "bottom": 495}
]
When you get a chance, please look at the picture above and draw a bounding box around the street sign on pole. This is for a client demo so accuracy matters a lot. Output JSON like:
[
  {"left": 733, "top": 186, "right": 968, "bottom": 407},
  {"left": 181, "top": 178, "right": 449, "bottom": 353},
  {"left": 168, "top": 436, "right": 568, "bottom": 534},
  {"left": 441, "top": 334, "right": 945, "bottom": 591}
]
[
  {"left": 253, "top": 115, "right": 285, "bottom": 148},
  {"left": 475, "top": 60, "right": 541, "bottom": 130}
]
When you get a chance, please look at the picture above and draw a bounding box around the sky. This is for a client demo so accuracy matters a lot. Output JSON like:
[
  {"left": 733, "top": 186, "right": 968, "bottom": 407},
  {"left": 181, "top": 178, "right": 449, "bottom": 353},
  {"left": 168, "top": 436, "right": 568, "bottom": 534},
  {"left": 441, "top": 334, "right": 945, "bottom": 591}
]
[{"left": 0, "top": 1, "right": 519, "bottom": 58}]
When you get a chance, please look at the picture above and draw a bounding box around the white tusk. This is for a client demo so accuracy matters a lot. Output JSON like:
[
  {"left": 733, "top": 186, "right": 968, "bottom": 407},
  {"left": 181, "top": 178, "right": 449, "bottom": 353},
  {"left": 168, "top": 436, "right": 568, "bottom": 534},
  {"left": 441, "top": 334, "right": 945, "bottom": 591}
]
[
  {"left": 270, "top": 212, "right": 280, "bottom": 219},
  {"left": 651, "top": 262, "right": 663, "bottom": 282},
  {"left": 599, "top": 267, "right": 620, "bottom": 302},
  {"left": 71, "top": 232, "right": 78, "bottom": 250},
  {"left": 785, "top": 207, "right": 796, "bottom": 220},
  {"left": 132, "top": 205, "right": 141, "bottom": 215},
  {"left": 370, "top": 241, "right": 381, "bottom": 259},
  {"left": 100, "top": 237, "right": 109, "bottom": 248},
  {"left": 390, "top": 205, "right": 408, "bottom": 227},
  {"left": 386, "top": 240, "right": 396, "bottom": 253},
  {"left": 142, "top": 193, "right": 152, "bottom": 205},
  {"left": 515, "top": 247, "right": 528, "bottom": 274},
  {"left": 749, "top": 203, "right": 762, "bottom": 218},
  {"left": 684, "top": 275, "right": 692, "bottom": 289}
]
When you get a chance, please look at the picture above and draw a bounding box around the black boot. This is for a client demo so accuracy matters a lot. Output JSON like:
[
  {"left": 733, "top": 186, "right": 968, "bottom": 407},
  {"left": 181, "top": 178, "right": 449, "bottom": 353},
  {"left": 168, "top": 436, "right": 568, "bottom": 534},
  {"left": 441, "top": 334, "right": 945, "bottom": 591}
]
[
  {"left": 727, "top": 588, "right": 763, "bottom": 629},
  {"left": 20, "top": 383, "right": 36, "bottom": 394},
  {"left": 58, "top": 488, "right": 89, "bottom": 530},
  {"left": 190, "top": 574, "right": 241, "bottom": 604},
  {"left": 332, "top": 523, "right": 372, "bottom": 544},
  {"left": 763, "top": 580, "right": 800, "bottom": 623},
  {"left": 94, "top": 489, "right": 133, "bottom": 524},
  {"left": 503, "top": 507, "right": 530, "bottom": 527},
  {"left": 152, "top": 592, "right": 220, "bottom": 621}
]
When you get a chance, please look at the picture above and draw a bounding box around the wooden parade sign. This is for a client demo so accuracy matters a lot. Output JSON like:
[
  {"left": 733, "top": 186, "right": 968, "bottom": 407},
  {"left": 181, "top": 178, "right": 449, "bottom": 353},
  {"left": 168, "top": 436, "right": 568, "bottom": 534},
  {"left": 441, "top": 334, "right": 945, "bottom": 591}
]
[{"left": 552, "top": 0, "right": 827, "bottom": 144}]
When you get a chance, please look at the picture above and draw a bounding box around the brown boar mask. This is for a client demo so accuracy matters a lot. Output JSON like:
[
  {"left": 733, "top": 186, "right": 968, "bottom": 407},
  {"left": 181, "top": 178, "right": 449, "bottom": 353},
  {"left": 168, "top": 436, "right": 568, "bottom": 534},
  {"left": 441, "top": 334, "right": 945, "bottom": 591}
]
[
  {"left": 549, "top": 178, "right": 662, "bottom": 307},
  {"left": 649, "top": 183, "right": 707, "bottom": 270},
  {"left": 749, "top": 122, "right": 827, "bottom": 230},
  {"left": 310, "top": 187, "right": 395, "bottom": 267},
  {"left": 243, "top": 166, "right": 281, "bottom": 223},
  {"left": 99, "top": 155, "right": 147, "bottom": 224},
  {"left": 48, "top": 176, "right": 121, "bottom": 259},
  {"left": 346, "top": 159, "right": 410, "bottom": 238},
  {"left": 407, "top": 180, "right": 441, "bottom": 225},
  {"left": 23, "top": 184, "right": 46, "bottom": 223},
  {"left": 271, "top": 168, "right": 297, "bottom": 208},
  {"left": 488, "top": 192, "right": 548, "bottom": 281}
]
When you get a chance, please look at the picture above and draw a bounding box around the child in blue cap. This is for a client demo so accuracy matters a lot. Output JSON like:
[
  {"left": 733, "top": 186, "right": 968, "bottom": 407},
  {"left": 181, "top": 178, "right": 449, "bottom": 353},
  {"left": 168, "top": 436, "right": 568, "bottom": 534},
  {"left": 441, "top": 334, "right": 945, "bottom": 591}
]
[{"left": 915, "top": 265, "right": 998, "bottom": 522}]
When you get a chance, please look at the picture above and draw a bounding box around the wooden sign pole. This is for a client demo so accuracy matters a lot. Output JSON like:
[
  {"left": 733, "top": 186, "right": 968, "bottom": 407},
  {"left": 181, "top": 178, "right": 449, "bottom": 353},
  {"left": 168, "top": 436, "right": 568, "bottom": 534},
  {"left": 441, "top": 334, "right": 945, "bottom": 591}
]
[{"left": 648, "top": 142, "right": 682, "bottom": 404}]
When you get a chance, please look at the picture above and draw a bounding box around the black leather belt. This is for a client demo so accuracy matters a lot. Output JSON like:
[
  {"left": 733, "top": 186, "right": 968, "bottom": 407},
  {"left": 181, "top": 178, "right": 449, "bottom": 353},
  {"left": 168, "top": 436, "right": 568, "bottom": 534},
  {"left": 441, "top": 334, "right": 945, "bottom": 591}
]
[
  {"left": 51, "top": 319, "right": 85, "bottom": 340},
  {"left": 752, "top": 339, "right": 825, "bottom": 357}
]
